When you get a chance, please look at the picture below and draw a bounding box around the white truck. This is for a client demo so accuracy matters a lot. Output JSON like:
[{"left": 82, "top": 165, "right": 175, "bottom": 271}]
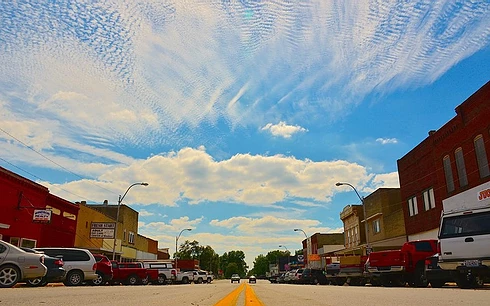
[
  {"left": 141, "top": 261, "right": 177, "bottom": 284},
  {"left": 438, "top": 181, "right": 490, "bottom": 288}
]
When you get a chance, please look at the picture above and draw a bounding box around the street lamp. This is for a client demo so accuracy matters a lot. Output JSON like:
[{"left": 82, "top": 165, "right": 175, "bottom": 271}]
[
  {"left": 112, "top": 182, "right": 149, "bottom": 260},
  {"left": 294, "top": 228, "right": 308, "bottom": 268},
  {"left": 278, "top": 245, "right": 290, "bottom": 270},
  {"left": 336, "top": 182, "right": 370, "bottom": 255},
  {"left": 175, "top": 228, "right": 192, "bottom": 270}
]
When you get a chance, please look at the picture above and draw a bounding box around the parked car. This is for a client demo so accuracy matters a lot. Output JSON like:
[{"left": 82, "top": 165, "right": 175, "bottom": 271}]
[
  {"left": 231, "top": 274, "right": 240, "bottom": 283},
  {"left": 21, "top": 248, "right": 65, "bottom": 287},
  {"left": 268, "top": 273, "right": 284, "bottom": 283},
  {"left": 249, "top": 275, "right": 256, "bottom": 283},
  {"left": 300, "top": 268, "right": 328, "bottom": 285},
  {"left": 92, "top": 254, "right": 113, "bottom": 286},
  {"left": 0, "top": 240, "right": 47, "bottom": 288},
  {"left": 34, "top": 247, "right": 97, "bottom": 286}
]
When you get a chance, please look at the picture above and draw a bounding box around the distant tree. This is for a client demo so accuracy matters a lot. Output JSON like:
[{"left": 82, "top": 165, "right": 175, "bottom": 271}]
[
  {"left": 175, "top": 240, "right": 219, "bottom": 275},
  {"left": 251, "top": 254, "right": 268, "bottom": 276},
  {"left": 225, "top": 263, "right": 239, "bottom": 278},
  {"left": 220, "top": 250, "right": 248, "bottom": 277}
]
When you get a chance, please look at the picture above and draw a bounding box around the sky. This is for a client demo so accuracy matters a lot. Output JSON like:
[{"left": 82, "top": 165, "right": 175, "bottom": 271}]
[{"left": 0, "top": 0, "right": 489, "bottom": 269}]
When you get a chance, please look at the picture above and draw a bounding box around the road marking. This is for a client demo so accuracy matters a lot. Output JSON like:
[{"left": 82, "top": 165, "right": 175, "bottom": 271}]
[
  {"left": 245, "top": 283, "right": 265, "bottom": 306},
  {"left": 214, "top": 283, "right": 245, "bottom": 306}
]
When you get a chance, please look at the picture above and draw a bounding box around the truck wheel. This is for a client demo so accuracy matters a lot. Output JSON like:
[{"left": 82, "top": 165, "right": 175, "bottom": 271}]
[
  {"left": 141, "top": 276, "right": 149, "bottom": 285},
  {"left": 196, "top": 277, "right": 203, "bottom": 284},
  {"left": 411, "top": 264, "right": 428, "bottom": 288},
  {"left": 127, "top": 275, "right": 140, "bottom": 285},
  {"left": 157, "top": 274, "right": 166, "bottom": 285},
  {"left": 182, "top": 277, "right": 189, "bottom": 284}
]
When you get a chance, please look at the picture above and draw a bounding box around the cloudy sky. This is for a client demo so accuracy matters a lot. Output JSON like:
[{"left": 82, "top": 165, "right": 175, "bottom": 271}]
[{"left": 1, "top": 0, "right": 489, "bottom": 268}]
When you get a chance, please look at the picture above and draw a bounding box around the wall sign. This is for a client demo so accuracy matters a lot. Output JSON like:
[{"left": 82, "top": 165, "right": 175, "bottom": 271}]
[{"left": 32, "top": 209, "right": 52, "bottom": 223}]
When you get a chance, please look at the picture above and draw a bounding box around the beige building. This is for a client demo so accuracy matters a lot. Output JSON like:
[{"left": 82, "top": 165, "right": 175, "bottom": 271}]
[
  {"left": 363, "top": 188, "right": 406, "bottom": 251},
  {"left": 75, "top": 201, "right": 157, "bottom": 261},
  {"left": 339, "top": 204, "right": 366, "bottom": 255}
]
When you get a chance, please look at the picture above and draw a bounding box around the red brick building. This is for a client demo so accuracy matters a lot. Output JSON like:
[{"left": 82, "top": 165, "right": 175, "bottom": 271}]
[
  {"left": 397, "top": 81, "right": 490, "bottom": 240},
  {"left": 0, "top": 166, "right": 79, "bottom": 247}
]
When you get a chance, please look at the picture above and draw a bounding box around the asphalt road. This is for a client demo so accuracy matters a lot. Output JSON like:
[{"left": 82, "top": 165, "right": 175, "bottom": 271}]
[{"left": 2, "top": 280, "right": 490, "bottom": 306}]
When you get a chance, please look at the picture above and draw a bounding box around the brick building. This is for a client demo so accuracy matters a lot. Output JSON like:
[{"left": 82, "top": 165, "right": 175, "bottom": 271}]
[
  {"left": 0, "top": 166, "right": 79, "bottom": 247},
  {"left": 339, "top": 204, "right": 365, "bottom": 254},
  {"left": 397, "top": 81, "right": 490, "bottom": 240}
]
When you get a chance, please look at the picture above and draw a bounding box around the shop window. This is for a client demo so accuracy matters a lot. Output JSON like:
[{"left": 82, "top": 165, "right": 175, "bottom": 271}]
[
  {"left": 10, "top": 237, "right": 20, "bottom": 246},
  {"left": 408, "top": 196, "right": 418, "bottom": 216},
  {"left": 474, "top": 135, "right": 490, "bottom": 178},
  {"left": 21, "top": 238, "right": 37, "bottom": 248},
  {"left": 455, "top": 148, "right": 468, "bottom": 187},
  {"left": 423, "top": 188, "right": 436, "bottom": 211},
  {"left": 443, "top": 155, "right": 455, "bottom": 193}
]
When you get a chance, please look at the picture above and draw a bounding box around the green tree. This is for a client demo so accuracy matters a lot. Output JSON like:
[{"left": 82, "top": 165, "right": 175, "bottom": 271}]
[
  {"left": 251, "top": 254, "right": 268, "bottom": 276},
  {"left": 220, "top": 250, "right": 247, "bottom": 277},
  {"left": 225, "top": 263, "right": 239, "bottom": 278}
]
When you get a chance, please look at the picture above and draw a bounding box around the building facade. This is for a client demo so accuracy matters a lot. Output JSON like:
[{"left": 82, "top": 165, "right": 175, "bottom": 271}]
[
  {"left": 397, "top": 81, "right": 490, "bottom": 240},
  {"left": 339, "top": 204, "right": 365, "bottom": 254},
  {"left": 301, "top": 233, "right": 344, "bottom": 268},
  {"left": 363, "top": 188, "right": 406, "bottom": 250},
  {"left": 0, "top": 166, "right": 78, "bottom": 247}
]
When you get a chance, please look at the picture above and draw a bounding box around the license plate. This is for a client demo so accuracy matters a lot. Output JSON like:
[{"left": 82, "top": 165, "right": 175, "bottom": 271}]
[{"left": 464, "top": 260, "right": 480, "bottom": 267}]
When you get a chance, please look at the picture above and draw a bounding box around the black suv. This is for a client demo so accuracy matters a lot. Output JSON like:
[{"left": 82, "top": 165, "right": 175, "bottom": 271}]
[{"left": 300, "top": 268, "right": 328, "bottom": 285}]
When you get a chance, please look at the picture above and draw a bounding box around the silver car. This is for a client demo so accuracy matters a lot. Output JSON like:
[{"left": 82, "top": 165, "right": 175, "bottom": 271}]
[{"left": 0, "top": 240, "right": 47, "bottom": 288}]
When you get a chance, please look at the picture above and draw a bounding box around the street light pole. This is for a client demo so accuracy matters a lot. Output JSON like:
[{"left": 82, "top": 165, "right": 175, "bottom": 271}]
[
  {"left": 112, "top": 182, "right": 149, "bottom": 261},
  {"left": 175, "top": 228, "right": 192, "bottom": 270},
  {"left": 294, "top": 228, "right": 308, "bottom": 268},
  {"left": 278, "top": 245, "right": 290, "bottom": 270},
  {"left": 336, "top": 182, "right": 370, "bottom": 255}
]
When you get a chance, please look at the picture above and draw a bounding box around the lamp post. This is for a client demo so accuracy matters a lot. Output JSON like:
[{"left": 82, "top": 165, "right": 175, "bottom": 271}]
[
  {"left": 336, "top": 182, "right": 370, "bottom": 255},
  {"left": 175, "top": 228, "right": 192, "bottom": 270},
  {"left": 112, "top": 182, "right": 149, "bottom": 260},
  {"left": 278, "top": 245, "right": 290, "bottom": 270},
  {"left": 294, "top": 228, "right": 308, "bottom": 268}
]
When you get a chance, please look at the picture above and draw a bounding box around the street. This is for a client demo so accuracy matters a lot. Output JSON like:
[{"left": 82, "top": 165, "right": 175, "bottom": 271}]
[{"left": 2, "top": 280, "right": 490, "bottom": 306}]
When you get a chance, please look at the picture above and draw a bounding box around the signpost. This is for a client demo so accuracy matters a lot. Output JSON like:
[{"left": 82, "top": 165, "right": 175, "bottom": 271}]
[
  {"left": 32, "top": 209, "right": 52, "bottom": 223},
  {"left": 90, "top": 222, "right": 116, "bottom": 239}
]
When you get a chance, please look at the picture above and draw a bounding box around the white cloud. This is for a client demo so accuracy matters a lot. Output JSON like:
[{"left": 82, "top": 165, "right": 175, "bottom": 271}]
[
  {"left": 138, "top": 209, "right": 154, "bottom": 217},
  {"left": 376, "top": 138, "right": 399, "bottom": 145},
  {"left": 40, "top": 147, "right": 387, "bottom": 207},
  {"left": 139, "top": 216, "right": 204, "bottom": 233},
  {"left": 261, "top": 121, "right": 308, "bottom": 138}
]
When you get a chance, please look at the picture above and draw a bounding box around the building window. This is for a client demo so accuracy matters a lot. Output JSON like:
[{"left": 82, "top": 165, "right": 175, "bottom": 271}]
[
  {"left": 443, "top": 155, "right": 455, "bottom": 193},
  {"left": 373, "top": 219, "right": 381, "bottom": 233},
  {"left": 423, "top": 188, "right": 436, "bottom": 211},
  {"left": 123, "top": 229, "right": 127, "bottom": 241},
  {"left": 408, "top": 196, "right": 418, "bottom": 216},
  {"left": 455, "top": 148, "right": 468, "bottom": 187},
  {"left": 474, "top": 135, "right": 490, "bottom": 178},
  {"left": 129, "top": 232, "right": 135, "bottom": 244},
  {"left": 20, "top": 238, "right": 37, "bottom": 248}
]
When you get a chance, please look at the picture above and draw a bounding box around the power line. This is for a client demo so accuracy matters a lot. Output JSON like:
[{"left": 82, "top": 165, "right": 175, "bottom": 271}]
[{"left": 0, "top": 126, "right": 118, "bottom": 196}]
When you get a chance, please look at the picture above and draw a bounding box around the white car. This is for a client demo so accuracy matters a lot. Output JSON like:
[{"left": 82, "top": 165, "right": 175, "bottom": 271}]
[
  {"left": 0, "top": 240, "right": 47, "bottom": 288},
  {"left": 34, "top": 247, "right": 97, "bottom": 286}
]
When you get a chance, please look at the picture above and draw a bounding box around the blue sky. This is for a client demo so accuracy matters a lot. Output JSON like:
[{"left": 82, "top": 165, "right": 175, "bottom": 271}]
[{"left": 0, "top": 1, "right": 489, "bottom": 268}]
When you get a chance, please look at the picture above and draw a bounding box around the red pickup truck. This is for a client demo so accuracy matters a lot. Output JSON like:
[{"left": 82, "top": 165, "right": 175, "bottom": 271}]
[
  {"left": 366, "top": 239, "right": 438, "bottom": 287},
  {"left": 110, "top": 261, "right": 158, "bottom": 285}
]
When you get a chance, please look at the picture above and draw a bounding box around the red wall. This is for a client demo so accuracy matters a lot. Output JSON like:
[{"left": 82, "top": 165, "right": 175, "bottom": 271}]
[
  {"left": 0, "top": 167, "right": 79, "bottom": 247},
  {"left": 397, "top": 81, "right": 490, "bottom": 236}
]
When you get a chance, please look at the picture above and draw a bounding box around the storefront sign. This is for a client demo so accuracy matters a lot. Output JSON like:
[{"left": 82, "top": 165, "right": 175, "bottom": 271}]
[
  {"left": 32, "top": 209, "right": 52, "bottom": 223},
  {"left": 90, "top": 222, "right": 116, "bottom": 238}
]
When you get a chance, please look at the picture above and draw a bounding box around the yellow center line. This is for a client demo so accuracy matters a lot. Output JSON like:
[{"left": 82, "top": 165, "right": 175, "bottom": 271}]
[
  {"left": 245, "top": 283, "right": 265, "bottom": 306},
  {"left": 214, "top": 283, "right": 245, "bottom": 306}
]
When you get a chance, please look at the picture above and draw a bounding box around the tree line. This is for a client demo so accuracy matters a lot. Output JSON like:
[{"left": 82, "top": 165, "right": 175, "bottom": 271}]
[{"left": 175, "top": 240, "right": 248, "bottom": 278}]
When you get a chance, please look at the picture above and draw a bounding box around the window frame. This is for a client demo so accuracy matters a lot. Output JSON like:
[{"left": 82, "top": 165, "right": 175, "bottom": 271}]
[
  {"left": 423, "top": 188, "right": 436, "bottom": 211},
  {"left": 443, "top": 155, "right": 455, "bottom": 193},
  {"left": 408, "top": 196, "right": 418, "bottom": 216},
  {"left": 454, "top": 147, "right": 468, "bottom": 187},
  {"left": 474, "top": 135, "right": 490, "bottom": 178},
  {"left": 373, "top": 219, "right": 381, "bottom": 234}
]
